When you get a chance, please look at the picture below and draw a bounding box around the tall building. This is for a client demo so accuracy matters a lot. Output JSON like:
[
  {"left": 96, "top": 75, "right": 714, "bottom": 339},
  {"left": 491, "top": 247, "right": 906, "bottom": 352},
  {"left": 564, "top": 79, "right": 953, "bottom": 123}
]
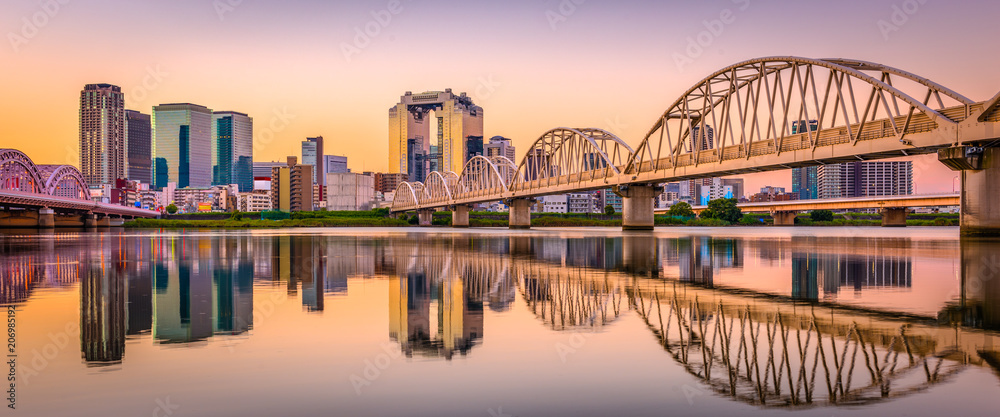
[
  {"left": 79, "top": 84, "right": 126, "bottom": 187},
  {"left": 253, "top": 161, "right": 285, "bottom": 179},
  {"left": 374, "top": 172, "right": 407, "bottom": 194},
  {"left": 388, "top": 89, "right": 484, "bottom": 180},
  {"left": 791, "top": 120, "right": 819, "bottom": 200},
  {"left": 818, "top": 161, "right": 913, "bottom": 199},
  {"left": 125, "top": 110, "right": 152, "bottom": 185},
  {"left": 302, "top": 136, "right": 324, "bottom": 185},
  {"left": 152, "top": 103, "right": 213, "bottom": 189},
  {"left": 485, "top": 136, "right": 516, "bottom": 162},
  {"left": 684, "top": 125, "right": 716, "bottom": 200},
  {"left": 212, "top": 111, "right": 253, "bottom": 192},
  {"left": 271, "top": 156, "right": 314, "bottom": 212}
]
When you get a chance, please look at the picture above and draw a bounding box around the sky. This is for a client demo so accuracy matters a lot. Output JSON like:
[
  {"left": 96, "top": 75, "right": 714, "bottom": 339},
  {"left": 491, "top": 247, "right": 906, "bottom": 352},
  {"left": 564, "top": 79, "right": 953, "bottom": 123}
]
[{"left": 1, "top": 0, "right": 997, "bottom": 194}]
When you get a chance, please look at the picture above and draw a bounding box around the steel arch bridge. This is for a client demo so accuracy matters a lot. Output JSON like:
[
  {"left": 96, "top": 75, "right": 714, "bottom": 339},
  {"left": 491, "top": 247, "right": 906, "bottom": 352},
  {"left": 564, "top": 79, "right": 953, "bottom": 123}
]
[
  {"left": 390, "top": 56, "right": 1000, "bottom": 215},
  {"left": 0, "top": 148, "right": 156, "bottom": 218}
]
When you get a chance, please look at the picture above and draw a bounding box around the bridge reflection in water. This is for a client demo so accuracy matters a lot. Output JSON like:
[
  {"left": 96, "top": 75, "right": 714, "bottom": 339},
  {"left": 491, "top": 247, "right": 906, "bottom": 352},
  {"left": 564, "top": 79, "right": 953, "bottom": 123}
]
[{"left": 1, "top": 231, "right": 998, "bottom": 408}]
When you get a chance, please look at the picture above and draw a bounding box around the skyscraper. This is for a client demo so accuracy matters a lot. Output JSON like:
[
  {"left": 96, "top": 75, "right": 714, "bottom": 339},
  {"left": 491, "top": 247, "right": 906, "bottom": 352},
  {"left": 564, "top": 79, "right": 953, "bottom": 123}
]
[
  {"left": 212, "top": 111, "right": 253, "bottom": 192},
  {"left": 388, "top": 89, "right": 484, "bottom": 180},
  {"left": 152, "top": 103, "right": 213, "bottom": 189},
  {"left": 791, "top": 120, "right": 819, "bottom": 200},
  {"left": 302, "top": 136, "right": 324, "bottom": 185},
  {"left": 684, "top": 125, "right": 715, "bottom": 200},
  {"left": 125, "top": 110, "right": 152, "bottom": 185},
  {"left": 79, "top": 84, "right": 126, "bottom": 187}
]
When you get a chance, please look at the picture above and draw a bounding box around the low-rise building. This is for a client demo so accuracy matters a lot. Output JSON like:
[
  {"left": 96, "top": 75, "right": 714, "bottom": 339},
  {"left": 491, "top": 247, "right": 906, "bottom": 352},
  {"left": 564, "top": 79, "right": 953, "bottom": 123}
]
[
  {"left": 326, "top": 172, "right": 375, "bottom": 211},
  {"left": 237, "top": 190, "right": 273, "bottom": 212}
]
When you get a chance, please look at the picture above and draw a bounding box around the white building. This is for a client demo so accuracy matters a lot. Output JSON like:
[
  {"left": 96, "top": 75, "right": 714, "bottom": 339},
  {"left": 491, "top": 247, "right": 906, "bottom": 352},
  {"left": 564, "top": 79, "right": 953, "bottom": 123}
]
[
  {"left": 326, "top": 173, "right": 375, "bottom": 211},
  {"left": 541, "top": 195, "right": 569, "bottom": 213},
  {"left": 237, "top": 190, "right": 273, "bottom": 212}
]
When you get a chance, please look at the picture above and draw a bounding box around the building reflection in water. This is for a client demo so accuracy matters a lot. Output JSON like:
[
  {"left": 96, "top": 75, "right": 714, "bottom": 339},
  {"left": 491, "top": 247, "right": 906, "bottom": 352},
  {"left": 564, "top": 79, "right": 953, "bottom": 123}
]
[{"left": 790, "top": 238, "right": 913, "bottom": 301}]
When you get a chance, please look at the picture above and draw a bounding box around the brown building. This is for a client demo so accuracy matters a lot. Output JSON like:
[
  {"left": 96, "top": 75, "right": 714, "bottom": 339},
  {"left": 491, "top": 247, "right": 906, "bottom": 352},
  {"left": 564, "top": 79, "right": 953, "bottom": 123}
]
[
  {"left": 271, "top": 156, "right": 314, "bottom": 212},
  {"left": 375, "top": 172, "right": 408, "bottom": 194}
]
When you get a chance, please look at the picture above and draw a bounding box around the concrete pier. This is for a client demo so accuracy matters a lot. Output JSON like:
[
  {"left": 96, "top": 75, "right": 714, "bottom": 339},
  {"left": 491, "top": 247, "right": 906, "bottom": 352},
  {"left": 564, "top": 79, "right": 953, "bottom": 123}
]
[
  {"left": 452, "top": 205, "right": 470, "bottom": 228},
  {"left": 881, "top": 208, "right": 908, "bottom": 227},
  {"left": 417, "top": 209, "right": 434, "bottom": 226},
  {"left": 772, "top": 211, "right": 797, "bottom": 226},
  {"left": 37, "top": 208, "right": 55, "bottom": 228},
  {"left": 956, "top": 147, "right": 1000, "bottom": 236},
  {"left": 619, "top": 185, "right": 658, "bottom": 231},
  {"left": 508, "top": 199, "right": 533, "bottom": 229}
]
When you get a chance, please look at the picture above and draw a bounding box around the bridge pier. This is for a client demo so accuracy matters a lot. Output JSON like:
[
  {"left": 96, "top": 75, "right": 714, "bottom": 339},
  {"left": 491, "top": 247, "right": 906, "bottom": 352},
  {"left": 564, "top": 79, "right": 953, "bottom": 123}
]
[
  {"left": 417, "top": 209, "right": 434, "bottom": 226},
  {"left": 95, "top": 215, "right": 111, "bottom": 228},
  {"left": 508, "top": 199, "right": 533, "bottom": 230},
  {"left": 772, "top": 211, "right": 797, "bottom": 226},
  {"left": 881, "top": 208, "right": 908, "bottom": 227},
  {"left": 623, "top": 235, "right": 658, "bottom": 275},
  {"left": 941, "top": 146, "right": 1000, "bottom": 236},
  {"left": 618, "top": 184, "right": 659, "bottom": 231},
  {"left": 84, "top": 213, "right": 98, "bottom": 228},
  {"left": 451, "top": 205, "right": 470, "bottom": 228},
  {"left": 109, "top": 216, "right": 125, "bottom": 227},
  {"left": 37, "top": 207, "right": 55, "bottom": 229}
]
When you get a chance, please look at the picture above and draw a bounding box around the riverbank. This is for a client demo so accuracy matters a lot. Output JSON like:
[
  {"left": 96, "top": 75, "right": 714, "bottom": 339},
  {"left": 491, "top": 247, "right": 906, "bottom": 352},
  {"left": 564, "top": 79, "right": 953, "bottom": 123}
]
[{"left": 124, "top": 210, "right": 959, "bottom": 228}]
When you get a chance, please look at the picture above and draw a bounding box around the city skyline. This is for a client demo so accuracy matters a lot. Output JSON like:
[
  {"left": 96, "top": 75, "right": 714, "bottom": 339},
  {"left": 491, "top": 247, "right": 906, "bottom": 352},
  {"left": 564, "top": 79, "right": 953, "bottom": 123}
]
[{"left": 4, "top": 1, "right": 998, "bottom": 195}]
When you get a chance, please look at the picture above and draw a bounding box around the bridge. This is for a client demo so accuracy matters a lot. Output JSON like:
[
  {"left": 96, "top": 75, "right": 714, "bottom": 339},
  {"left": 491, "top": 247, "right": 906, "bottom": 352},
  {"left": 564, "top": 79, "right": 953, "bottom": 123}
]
[
  {"left": 390, "top": 57, "right": 1000, "bottom": 235},
  {"left": 0, "top": 148, "right": 157, "bottom": 228},
  {"left": 677, "top": 193, "right": 961, "bottom": 226}
]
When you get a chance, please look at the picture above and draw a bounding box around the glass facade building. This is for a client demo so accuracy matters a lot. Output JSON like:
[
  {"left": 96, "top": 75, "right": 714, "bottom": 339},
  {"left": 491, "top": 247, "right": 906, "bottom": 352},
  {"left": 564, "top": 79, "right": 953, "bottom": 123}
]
[
  {"left": 152, "top": 103, "right": 213, "bottom": 189},
  {"left": 212, "top": 111, "right": 253, "bottom": 192},
  {"left": 302, "top": 136, "right": 324, "bottom": 185},
  {"left": 125, "top": 110, "right": 152, "bottom": 185},
  {"left": 791, "top": 120, "right": 820, "bottom": 200}
]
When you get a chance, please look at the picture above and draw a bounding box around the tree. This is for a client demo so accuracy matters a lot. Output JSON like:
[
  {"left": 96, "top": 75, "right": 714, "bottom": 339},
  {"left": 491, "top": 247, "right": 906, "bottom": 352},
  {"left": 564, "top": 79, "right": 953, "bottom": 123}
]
[
  {"left": 700, "top": 198, "right": 742, "bottom": 223},
  {"left": 667, "top": 201, "right": 695, "bottom": 218},
  {"left": 604, "top": 204, "right": 615, "bottom": 216},
  {"left": 810, "top": 209, "right": 834, "bottom": 222},
  {"left": 165, "top": 203, "right": 178, "bottom": 214},
  {"left": 230, "top": 210, "right": 244, "bottom": 221}
]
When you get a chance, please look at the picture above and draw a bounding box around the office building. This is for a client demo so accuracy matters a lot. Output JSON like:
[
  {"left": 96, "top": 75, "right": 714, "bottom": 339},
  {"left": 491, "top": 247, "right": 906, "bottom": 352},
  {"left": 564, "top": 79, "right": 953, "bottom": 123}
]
[
  {"left": 212, "top": 111, "right": 254, "bottom": 192},
  {"left": 323, "top": 155, "right": 348, "bottom": 176},
  {"left": 818, "top": 161, "right": 913, "bottom": 199},
  {"left": 80, "top": 84, "right": 126, "bottom": 187},
  {"left": 302, "top": 136, "right": 324, "bottom": 185},
  {"left": 326, "top": 172, "right": 375, "bottom": 211},
  {"left": 253, "top": 161, "right": 285, "bottom": 179},
  {"left": 152, "top": 103, "right": 213, "bottom": 189},
  {"left": 791, "top": 120, "right": 820, "bottom": 200},
  {"left": 484, "top": 136, "right": 516, "bottom": 162},
  {"left": 271, "top": 156, "right": 314, "bottom": 212},
  {"left": 125, "top": 110, "right": 152, "bottom": 185},
  {"left": 388, "top": 89, "right": 484, "bottom": 181}
]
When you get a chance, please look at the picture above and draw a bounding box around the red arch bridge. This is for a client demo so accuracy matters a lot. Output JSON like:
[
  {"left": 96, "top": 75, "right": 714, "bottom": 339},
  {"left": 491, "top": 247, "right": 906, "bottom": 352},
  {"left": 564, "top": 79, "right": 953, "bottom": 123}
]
[{"left": 0, "top": 148, "right": 158, "bottom": 228}]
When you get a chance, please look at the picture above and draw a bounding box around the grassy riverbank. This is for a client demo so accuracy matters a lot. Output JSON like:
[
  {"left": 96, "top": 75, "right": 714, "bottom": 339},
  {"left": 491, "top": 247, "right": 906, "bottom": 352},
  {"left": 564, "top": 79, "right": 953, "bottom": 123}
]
[{"left": 125, "top": 210, "right": 960, "bottom": 228}]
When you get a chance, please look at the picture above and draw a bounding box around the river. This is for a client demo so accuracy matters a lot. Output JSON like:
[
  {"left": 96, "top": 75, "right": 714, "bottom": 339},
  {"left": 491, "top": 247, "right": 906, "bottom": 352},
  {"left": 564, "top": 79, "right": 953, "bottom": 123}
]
[{"left": 2, "top": 227, "right": 999, "bottom": 416}]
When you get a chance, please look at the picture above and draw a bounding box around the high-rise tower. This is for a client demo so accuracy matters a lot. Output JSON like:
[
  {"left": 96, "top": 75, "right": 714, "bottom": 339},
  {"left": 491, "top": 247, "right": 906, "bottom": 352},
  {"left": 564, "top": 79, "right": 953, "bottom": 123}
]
[
  {"left": 125, "top": 110, "right": 152, "bottom": 185},
  {"left": 152, "top": 103, "right": 213, "bottom": 189},
  {"left": 388, "top": 89, "right": 483, "bottom": 181},
  {"left": 79, "top": 84, "right": 126, "bottom": 186},
  {"left": 212, "top": 111, "right": 254, "bottom": 192}
]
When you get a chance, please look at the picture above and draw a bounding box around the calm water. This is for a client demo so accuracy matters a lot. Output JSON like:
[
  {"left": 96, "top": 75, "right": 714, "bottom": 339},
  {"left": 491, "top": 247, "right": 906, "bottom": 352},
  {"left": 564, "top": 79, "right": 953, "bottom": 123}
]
[{"left": 2, "top": 227, "right": 1000, "bottom": 417}]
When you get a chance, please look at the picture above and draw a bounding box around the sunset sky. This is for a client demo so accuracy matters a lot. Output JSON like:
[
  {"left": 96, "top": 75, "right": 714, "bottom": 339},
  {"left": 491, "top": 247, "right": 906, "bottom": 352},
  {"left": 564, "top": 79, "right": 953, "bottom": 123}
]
[{"left": 2, "top": 0, "right": 998, "bottom": 193}]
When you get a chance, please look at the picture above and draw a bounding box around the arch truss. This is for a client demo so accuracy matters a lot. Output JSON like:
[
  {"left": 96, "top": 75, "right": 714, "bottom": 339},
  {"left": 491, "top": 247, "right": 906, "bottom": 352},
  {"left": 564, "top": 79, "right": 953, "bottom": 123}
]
[
  {"left": 512, "top": 128, "right": 634, "bottom": 193},
  {"left": 0, "top": 149, "right": 46, "bottom": 194},
  {"left": 626, "top": 57, "right": 973, "bottom": 175},
  {"left": 38, "top": 165, "right": 92, "bottom": 200}
]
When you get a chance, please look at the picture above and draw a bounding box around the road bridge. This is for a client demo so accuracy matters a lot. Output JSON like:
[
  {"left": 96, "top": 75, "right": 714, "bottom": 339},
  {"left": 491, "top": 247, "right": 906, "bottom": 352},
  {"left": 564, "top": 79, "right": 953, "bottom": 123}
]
[
  {"left": 0, "top": 149, "right": 157, "bottom": 227},
  {"left": 390, "top": 57, "right": 1000, "bottom": 234}
]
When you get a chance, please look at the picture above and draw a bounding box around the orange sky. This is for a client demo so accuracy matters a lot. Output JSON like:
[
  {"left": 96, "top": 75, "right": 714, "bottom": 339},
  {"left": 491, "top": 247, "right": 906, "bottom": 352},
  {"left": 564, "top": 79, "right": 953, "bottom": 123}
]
[{"left": 1, "top": 0, "right": 997, "bottom": 194}]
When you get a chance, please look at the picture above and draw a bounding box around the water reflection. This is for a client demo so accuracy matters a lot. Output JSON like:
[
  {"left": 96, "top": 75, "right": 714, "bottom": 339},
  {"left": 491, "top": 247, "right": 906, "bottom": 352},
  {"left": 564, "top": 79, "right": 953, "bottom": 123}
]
[{"left": 1, "top": 230, "right": 999, "bottom": 410}]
